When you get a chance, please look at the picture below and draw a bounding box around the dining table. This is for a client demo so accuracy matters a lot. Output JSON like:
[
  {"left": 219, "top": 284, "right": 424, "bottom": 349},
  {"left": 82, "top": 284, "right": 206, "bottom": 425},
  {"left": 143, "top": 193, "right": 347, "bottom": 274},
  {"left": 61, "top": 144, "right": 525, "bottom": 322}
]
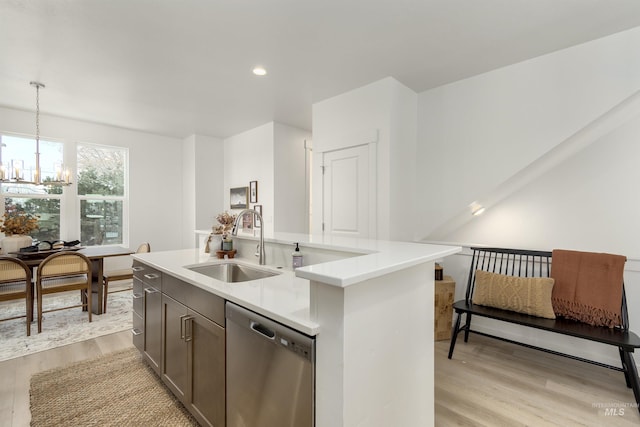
[{"left": 13, "top": 245, "right": 133, "bottom": 315}]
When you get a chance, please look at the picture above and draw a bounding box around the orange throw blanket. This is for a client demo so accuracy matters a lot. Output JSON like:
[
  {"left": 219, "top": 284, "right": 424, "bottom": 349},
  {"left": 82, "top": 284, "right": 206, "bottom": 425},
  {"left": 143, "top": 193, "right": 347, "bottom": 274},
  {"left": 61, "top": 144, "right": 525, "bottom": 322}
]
[{"left": 551, "top": 249, "right": 626, "bottom": 328}]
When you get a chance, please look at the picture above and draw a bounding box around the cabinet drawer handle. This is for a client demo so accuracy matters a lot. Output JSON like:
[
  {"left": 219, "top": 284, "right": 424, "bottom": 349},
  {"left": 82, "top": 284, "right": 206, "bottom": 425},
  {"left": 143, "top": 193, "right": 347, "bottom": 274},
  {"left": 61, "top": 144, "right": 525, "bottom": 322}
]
[
  {"left": 144, "top": 288, "right": 159, "bottom": 294},
  {"left": 180, "top": 315, "right": 195, "bottom": 341},
  {"left": 144, "top": 273, "right": 160, "bottom": 280},
  {"left": 180, "top": 314, "right": 187, "bottom": 339},
  {"left": 185, "top": 316, "right": 194, "bottom": 342},
  {"left": 132, "top": 266, "right": 145, "bottom": 272},
  {"left": 132, "top": 293, "right": 143, "bottom": 299},
  {"left": 131, "top": 328, "right": 143, "bottom": 336}
]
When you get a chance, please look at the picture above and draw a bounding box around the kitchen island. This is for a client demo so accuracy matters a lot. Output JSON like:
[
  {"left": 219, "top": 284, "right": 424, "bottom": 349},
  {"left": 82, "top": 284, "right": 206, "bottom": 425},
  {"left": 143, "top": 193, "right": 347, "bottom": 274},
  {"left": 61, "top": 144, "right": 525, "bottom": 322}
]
[{"left": 134, "top": 233, "right": 460, "bottom": 427}]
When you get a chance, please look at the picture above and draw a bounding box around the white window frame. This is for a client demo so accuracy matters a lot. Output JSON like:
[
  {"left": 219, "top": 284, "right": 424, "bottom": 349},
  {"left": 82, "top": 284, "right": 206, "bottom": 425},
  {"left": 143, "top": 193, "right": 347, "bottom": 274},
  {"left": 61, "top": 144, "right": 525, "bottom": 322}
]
[{"left": 76, "top": 142, "right": 129, "bottom": 248}]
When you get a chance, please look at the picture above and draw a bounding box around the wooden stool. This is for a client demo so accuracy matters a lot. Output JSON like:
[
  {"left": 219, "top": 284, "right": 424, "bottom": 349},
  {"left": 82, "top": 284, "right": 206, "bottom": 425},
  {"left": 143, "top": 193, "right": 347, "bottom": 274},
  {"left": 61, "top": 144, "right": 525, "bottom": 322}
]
[{"left": 435, "top": 275, "right": 455, "bottom": 341}]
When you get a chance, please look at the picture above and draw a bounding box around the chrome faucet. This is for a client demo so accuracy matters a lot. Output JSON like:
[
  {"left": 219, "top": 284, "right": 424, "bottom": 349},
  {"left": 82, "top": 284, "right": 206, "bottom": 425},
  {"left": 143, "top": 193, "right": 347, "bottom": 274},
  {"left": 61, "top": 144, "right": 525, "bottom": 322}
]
[{"left": 231, "top": 208, "right": 266, "bottom": 265}]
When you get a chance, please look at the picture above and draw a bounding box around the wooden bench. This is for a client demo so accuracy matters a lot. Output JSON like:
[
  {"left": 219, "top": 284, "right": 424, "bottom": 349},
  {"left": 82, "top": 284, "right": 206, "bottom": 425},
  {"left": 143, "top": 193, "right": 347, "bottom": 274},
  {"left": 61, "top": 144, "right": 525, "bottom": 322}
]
[{"left": 448, "top": 247, "right": 640, "bottom": 411}]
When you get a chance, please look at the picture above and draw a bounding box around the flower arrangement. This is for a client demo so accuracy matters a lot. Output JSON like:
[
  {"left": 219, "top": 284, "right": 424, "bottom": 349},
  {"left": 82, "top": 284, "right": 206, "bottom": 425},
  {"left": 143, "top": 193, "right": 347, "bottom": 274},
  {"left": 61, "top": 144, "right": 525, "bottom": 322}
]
[
  {"left": 0, "top": 209, "right": 39, "bottom": 236},
  {"left": 212, "top": 211, "right": 237, "bottom": 238}
]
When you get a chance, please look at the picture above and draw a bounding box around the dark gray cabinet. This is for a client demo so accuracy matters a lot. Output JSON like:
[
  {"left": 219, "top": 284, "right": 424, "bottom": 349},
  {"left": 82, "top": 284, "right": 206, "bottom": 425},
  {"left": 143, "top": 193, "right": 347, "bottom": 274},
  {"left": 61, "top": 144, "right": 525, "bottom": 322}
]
[
  {"left": 188, "top": 309, "right": 225, "bottom": 426},
  {"left": 161, "top": 274, "right": 225, "bottom": 427},
  {"left": 161, "top": 294, "right": 188, "bottom": 400},
  {"left": 134, "top": 261, "right": 226, "bottom": 427}
]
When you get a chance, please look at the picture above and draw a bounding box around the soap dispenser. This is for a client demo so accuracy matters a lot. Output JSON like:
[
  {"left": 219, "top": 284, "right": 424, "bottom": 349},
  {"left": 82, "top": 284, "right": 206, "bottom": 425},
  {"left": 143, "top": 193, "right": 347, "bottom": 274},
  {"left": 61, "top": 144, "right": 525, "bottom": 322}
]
[{"left": 292, "top": 243, "right": 303, "bottom": 269}]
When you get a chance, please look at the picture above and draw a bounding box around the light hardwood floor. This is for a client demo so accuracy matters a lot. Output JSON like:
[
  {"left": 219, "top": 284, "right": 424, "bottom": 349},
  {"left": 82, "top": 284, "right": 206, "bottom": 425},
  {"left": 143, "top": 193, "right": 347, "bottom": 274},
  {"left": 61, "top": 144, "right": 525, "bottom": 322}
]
[
  {"left": 3, "top": 328, "right": 640, "bottom": 426},
  {"left": 0, "top": 330, "right": 133, "bottom": 427},
  {"left": 436, "top": 335, "right": 640, "bottom": 426}
]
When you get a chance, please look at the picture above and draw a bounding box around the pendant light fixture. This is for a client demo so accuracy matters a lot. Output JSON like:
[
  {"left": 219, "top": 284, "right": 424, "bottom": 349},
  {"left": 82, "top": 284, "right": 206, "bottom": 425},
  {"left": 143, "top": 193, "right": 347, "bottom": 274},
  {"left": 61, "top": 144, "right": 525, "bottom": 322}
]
[{"left": 0, "top": 82, "right": 72, "bottom": 186}]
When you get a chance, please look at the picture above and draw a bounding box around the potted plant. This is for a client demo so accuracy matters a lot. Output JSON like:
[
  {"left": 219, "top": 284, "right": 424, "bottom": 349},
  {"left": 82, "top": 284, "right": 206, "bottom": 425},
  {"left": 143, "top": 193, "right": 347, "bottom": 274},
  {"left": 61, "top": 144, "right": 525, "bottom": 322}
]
[
  {"left": 206, "top": 211, "right": 237, "bottom": 254},
  {"left": 0, "top": 208, "right": 39, "bottom": 254}
]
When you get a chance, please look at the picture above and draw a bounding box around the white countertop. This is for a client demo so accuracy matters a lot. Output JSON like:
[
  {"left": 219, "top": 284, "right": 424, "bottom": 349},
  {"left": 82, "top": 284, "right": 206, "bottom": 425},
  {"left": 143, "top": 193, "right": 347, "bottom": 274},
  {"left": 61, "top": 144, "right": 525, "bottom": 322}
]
[
  {"left": 141, "top": 233, "right": 461, "bottom": 335},
  {"left": 196, "top": 230, "right": 461, "bottom": 286},
  {"left": 284, "top": 234, "right": 460, "bottom": 286},
  {"left": 134, "top": 249, "right": 317, "bottom": 334}
]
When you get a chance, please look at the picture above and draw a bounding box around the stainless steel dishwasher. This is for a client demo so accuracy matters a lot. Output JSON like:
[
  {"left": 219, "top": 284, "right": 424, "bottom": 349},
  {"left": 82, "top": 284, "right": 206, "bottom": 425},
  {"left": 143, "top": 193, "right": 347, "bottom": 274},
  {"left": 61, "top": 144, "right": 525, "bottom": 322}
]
[{"left": 226, "top": 302, "right": 315, "bottom": 427}]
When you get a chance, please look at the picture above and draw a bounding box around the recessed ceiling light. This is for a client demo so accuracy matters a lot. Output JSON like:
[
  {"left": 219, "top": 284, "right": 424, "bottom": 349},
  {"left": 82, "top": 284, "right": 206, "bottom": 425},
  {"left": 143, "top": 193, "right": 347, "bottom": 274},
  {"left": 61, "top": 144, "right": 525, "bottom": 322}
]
[{"left": 252, "top": 67, "right": 267, "bottom": 76}]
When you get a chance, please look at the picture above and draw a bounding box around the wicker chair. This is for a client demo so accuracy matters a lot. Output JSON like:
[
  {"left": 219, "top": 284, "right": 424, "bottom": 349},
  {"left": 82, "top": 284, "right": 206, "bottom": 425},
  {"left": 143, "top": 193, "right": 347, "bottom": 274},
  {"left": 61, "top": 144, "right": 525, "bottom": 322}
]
[
  {"left": 102, "top": 242, "right": 150, "bottom": 313},
  {"left": 36, "top": 251, "right": 92, "bottom": 333},
  {"left": 0, "top": 257, "right": 33, "bottom": 336}
]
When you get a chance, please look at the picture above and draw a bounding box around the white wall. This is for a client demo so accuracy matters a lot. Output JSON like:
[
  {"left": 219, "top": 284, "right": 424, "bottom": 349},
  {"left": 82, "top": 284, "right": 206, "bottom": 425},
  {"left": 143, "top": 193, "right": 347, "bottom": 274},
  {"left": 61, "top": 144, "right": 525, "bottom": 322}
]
[
  {"left": 182, "top": 135, "right": 224, "bottom": 248},
  {"left": 389, "top": 83, "right": 418, "bottom": 241},
  {"left": 416, "top": 26, "right": 640, "bottom": 366},
  {"left": 182, "top": 135, "right": 197, "bottom": 248},
  {"left": 273, "top": 123, "right": 311, "bottom": 233},
  {"left": 194, "top": 135, "right": 225, "bottom": 233},
  {"left": 223, "top": 121, "right": 310, "bottom": 237},
  {"left": 311, "top": 77, "right": 417, "bottom": 240},
  {"left": 446, "top": 116, "right": 640, "bottom": 255},
  {"left": 224, "top": 122, "right": 275, "bottom": 235},
  {"left": 417, "top": 26, "right": 640, "bottom": 240},
  {"left": 182, "top": 134, "right": 224, "bottom": 248},
  {"left": 0, "top": 106, "right": 183, "bottom": 253}
]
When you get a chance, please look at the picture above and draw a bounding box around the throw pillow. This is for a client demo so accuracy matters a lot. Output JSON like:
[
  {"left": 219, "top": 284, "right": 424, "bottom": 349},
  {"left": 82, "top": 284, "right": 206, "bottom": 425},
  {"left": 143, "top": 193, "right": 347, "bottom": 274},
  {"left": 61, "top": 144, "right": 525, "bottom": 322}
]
[{"left": 473, "top": 270, "right": 556, "bottom": 319}]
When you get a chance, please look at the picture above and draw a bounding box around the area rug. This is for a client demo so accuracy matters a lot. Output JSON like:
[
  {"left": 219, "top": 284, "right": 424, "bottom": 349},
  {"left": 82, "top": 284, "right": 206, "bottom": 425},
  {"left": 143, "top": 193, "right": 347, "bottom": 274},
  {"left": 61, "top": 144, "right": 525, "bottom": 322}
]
[
  {"left": 0, "top": 290, "right": 132, "bottom": 362},
  {"left": 30, "top": 347, "right": 198, "bottom": 426}
]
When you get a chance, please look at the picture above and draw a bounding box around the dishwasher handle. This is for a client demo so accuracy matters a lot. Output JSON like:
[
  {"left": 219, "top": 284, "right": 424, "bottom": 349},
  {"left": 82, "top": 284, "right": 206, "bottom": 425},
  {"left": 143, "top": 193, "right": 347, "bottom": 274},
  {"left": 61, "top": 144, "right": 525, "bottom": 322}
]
[{"left": 250, "top": 321, "right": 276, "bottom": 340}]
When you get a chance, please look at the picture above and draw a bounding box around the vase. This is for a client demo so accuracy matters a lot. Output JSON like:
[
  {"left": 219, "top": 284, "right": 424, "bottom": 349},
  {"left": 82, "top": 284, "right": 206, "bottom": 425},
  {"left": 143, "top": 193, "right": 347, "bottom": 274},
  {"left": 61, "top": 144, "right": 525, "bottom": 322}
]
[
  {"left": 208, "top": 234, "right": 223, "bottom": 255},
  {"left": 1, "top": 235, "right": 33, "bottom": 254},
  {"left": 222, "top": 237, "right": 233, "bottom": 251}
]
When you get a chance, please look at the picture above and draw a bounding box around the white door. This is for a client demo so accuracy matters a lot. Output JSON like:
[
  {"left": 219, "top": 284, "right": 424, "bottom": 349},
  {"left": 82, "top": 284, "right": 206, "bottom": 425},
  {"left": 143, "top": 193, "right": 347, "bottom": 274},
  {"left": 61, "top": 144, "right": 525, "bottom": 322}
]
[{"left": 322, "top": 145, "right": 372, "bottom": 238}]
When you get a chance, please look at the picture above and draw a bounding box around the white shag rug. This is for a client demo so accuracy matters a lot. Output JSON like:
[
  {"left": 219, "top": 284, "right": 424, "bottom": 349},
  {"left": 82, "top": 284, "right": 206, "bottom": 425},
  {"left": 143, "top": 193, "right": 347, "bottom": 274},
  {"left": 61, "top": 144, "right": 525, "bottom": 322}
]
[{"left": 0, "top": 290, "right": 132, "bottom": 362}]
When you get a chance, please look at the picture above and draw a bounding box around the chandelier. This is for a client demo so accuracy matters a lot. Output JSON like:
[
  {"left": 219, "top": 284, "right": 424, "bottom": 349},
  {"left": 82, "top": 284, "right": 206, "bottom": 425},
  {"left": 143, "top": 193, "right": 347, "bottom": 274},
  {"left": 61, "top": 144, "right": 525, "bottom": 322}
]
[{"left": 0, "top": 82, "right": 72, "bottom": 186}]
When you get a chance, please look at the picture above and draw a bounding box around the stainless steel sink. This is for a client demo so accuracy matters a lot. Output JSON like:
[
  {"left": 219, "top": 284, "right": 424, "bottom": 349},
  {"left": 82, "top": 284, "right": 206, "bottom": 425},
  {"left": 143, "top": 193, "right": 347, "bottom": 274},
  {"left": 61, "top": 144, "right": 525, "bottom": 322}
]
[{"left": 187, "top": 262, "right": 280, "bottom": 282}]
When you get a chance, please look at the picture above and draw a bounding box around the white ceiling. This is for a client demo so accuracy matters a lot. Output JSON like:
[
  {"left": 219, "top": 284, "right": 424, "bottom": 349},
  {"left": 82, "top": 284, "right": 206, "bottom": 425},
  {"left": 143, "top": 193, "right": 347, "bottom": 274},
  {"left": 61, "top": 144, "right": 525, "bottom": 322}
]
[{"left": 2, "top": 0, "right": 640, "bottom": 139}]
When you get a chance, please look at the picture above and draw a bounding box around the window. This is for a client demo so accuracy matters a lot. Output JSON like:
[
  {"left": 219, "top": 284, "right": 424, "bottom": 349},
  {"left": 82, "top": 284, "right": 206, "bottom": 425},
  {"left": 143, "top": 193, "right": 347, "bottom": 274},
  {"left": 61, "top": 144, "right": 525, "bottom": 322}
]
[
  {"left": 0, "top": 135, "right": 128, "bottom": 247},
  {"left": 1, "top": 135, "right": 63, "bottom": 242},
  {"left": 77, "top": 144, "right": 127, "bottom": 246},
  {"left": 4, "top": 197, "right": 61, "bottom": 242}
]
